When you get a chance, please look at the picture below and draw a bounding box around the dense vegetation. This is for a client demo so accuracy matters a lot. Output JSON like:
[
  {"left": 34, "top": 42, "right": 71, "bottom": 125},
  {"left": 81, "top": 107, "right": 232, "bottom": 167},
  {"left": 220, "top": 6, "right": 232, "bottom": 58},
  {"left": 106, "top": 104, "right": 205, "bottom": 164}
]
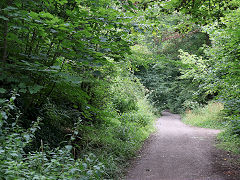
[
  {"left": 134, "top": 0, "right": 240, "bottom": 153},
  {"left": 0, "top": 0, "right": 239, "bottom": 179},
  {"left": 134, "top": 0, "right": 240, "bottom": 152},
  {"left": 0, "top": 1, "right": 157, "bottom": 179}
]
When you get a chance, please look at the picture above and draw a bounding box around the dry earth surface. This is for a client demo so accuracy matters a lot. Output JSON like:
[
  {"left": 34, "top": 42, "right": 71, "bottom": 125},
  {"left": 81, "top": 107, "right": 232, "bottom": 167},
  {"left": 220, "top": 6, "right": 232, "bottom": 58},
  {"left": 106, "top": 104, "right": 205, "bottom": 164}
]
[{"left": 125, "top": 112, "right": 240, "bottom": 180}]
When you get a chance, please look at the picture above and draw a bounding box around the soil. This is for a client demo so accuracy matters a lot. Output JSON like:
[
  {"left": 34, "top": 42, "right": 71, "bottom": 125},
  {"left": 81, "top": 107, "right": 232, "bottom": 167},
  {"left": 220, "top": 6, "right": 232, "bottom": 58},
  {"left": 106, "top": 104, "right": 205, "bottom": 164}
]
[{"left": 125, "top": 111, "right": 240, "bottom": 180}]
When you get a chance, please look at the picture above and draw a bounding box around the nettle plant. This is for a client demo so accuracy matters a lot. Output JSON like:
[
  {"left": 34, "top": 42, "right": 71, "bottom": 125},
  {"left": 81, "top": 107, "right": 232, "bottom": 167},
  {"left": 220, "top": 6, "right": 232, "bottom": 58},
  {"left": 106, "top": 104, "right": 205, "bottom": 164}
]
[{"left": 0, "top": 92, "right": 105, "bottom": 179}]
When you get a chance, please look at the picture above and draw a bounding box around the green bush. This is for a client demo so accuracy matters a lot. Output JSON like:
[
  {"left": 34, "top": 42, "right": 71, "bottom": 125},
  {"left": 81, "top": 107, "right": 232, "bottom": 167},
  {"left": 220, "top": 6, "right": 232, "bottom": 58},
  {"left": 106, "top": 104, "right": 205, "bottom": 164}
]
[
  {"left": 0, "top": 93, "right": 108, "bottom": 179},
  {"left": 76, "top": 95, "right": 156, "bottom": 178},
  {"left": 0, "top": 67, "right": 156, "bottom": 179}
]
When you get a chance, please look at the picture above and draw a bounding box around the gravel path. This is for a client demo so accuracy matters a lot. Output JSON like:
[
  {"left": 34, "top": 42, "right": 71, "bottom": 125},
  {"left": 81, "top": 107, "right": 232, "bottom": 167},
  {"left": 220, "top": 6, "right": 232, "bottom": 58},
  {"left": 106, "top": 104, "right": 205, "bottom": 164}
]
[{"left": 126, "top": 112, "right": 240, "bottom": 180}]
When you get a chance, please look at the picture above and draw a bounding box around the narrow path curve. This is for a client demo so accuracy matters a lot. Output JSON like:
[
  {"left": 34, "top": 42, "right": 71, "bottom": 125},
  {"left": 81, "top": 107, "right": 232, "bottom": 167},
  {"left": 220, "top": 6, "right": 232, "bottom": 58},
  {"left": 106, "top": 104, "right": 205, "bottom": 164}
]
[{"left": 126, "top": 112, "right": 239, "bottom": 180}]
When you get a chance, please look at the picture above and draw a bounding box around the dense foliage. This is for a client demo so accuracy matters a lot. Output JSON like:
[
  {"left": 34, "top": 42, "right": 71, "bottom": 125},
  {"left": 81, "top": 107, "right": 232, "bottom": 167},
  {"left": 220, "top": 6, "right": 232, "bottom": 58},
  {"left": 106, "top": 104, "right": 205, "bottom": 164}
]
[
  {"left": 178, "top": 7, "right": 240, "bottom": 143},
  {"left": 134, "top": 0, "right": 240, "bottom": 150},
  {"left": 0, "top": 0, "right": 156, "bottom": 179},
  {"left": 132, "top": 11, "right": 210, "bottom": 112},
  {"left": 0, "top": 0, "right": 240, "bottom": 179},
  {"left": 134, "top": 0, "right": 239, "bottom": 152}
]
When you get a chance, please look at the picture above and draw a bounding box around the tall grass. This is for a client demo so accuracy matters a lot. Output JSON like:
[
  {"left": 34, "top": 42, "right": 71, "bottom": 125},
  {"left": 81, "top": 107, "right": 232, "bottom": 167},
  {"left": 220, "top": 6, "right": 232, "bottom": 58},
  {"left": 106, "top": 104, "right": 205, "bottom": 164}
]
[
  {"left": 182, "top": 101, "right": 240, "bottom": 154},
  {"left": 182, "top": 102, "right": 225, "bottom": 129}
]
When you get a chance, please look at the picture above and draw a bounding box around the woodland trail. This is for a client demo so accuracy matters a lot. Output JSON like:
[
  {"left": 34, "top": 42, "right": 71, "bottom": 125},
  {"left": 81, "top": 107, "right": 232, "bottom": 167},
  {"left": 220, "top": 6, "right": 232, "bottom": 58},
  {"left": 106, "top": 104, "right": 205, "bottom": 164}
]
[{"left": 126, "top": 112, "right": 240, "bottom": 180}]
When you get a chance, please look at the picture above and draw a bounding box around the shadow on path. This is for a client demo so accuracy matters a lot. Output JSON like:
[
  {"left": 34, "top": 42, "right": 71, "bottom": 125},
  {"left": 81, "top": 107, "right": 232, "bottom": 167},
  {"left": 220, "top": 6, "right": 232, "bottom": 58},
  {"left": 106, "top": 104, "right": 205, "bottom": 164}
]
[{"left": 126, "top": 112, "right": 240, "bottom": 180}]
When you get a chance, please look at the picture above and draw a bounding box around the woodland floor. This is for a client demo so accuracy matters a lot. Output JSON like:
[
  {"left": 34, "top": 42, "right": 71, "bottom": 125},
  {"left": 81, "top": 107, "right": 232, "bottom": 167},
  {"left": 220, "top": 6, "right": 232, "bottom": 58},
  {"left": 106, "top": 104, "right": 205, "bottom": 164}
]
[{"left": 125, "top": 112, "right": 240, "bottom": 180}]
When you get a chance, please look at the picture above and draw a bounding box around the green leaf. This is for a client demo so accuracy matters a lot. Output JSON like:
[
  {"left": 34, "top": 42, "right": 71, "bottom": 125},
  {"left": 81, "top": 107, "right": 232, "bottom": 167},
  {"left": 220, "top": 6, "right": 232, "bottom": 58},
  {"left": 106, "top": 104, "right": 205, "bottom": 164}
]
[
  {"left": 3, "top": 6, "right": 18, "bottom": 11},
  {"left": 23, "top": 134, "right": 31, "bottom": 141},
  {"left": 19, "top": 88, "right": 27, "bottom": 93},
  {"left": 50, "top": 65, "right": 61, "bottom": 70},
  {"left": 58, "top": 0, "right": 68, "bottom": 5},
  {"left": 0, "top": 88, "right": 6, "bottom": 94},
  {"left": 28, "top": 85, "right": 43, "bottom": 94},
  {"left": 73, "top": 104, "right": 78, "bottom": 109},
  {"left": 65, "top": 145, "right": 72, "bottom": 151},
  {"left": 0, "top": 99, "right": 6, "bottom": 104},
  {"left": 18, "top": 83, "right": 26, "bottom": 88},
  {"left": 29, "top": 11, "right": 39, "bottom": 18},
  {"left": 40, "top": 12, "right": 54, "bottom": 19},
  {"left": 8, "top": 104, "right": 14, "bottom": 110},
  {"left": 0, "top": 15, "right": 9, "bottom": 21},
  {"left": 10, "top": 152, "right": 19, "bottom": 157},
  {"left": 0, "top": 148, "right": 4, "bottom": 154},
  {"left": 1, "top": 111, "right": 8, "bottom": 120}
]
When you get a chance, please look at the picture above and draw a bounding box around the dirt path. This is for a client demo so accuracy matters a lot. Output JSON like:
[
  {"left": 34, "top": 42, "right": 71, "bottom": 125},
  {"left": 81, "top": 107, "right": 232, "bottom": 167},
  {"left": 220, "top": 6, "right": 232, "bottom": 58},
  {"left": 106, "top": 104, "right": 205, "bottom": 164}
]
[{"left": 126, "top": 112, "right": 240, "bottom": 180}]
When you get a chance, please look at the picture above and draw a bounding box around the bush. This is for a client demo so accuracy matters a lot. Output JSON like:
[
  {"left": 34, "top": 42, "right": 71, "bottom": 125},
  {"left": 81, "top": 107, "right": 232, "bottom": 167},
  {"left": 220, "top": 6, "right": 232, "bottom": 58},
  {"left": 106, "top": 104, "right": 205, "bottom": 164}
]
[
  {"left": 0, "top": 67, "right": 156, "bottom": 179},
  {"left": 0, "top": 93, "right": 107, "bottom": 179},
  {"left": 76, "top": 96, "right": 156, "bottom": 178}
]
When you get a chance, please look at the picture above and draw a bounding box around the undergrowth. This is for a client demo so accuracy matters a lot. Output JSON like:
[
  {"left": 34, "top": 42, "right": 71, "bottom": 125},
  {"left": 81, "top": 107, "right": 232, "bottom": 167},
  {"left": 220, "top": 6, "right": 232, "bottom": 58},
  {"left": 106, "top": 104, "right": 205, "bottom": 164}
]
[
  {"left": 0, "top": 75, "right": 156, "bottom": 179},
  {"left": 217, "top": 131, "right": 240, "bottom": 154},
  {"left": 78, "top": 98, "right": 156, "bottom": 179}
]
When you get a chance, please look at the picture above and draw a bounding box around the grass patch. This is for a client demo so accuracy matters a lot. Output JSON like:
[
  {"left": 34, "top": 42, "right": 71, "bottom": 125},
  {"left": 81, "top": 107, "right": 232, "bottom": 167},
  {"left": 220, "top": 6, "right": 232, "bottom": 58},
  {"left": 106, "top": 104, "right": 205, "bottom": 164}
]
[
  {"left": 182, "top": 102, "right": 225, "bottom": 129},
  {"left": 182, "top": 101, "right": 240, "bottom": 154}
]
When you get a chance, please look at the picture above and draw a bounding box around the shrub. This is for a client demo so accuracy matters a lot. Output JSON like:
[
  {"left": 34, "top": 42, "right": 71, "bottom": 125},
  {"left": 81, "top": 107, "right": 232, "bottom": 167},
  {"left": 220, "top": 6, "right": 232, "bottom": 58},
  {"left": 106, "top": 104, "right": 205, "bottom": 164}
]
[{"left": 0, "top": 93, "right": 108, "bottom": 179}]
